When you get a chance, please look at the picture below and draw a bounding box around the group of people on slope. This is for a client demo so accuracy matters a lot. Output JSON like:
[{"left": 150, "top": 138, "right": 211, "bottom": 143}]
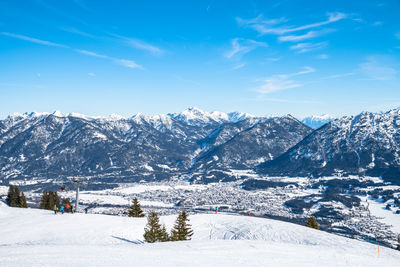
[{"left": 53, "top": 204, "right": 74, "bottom": 214}]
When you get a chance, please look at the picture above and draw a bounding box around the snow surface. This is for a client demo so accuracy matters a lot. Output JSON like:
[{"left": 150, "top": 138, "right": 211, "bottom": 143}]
[{"left": 0, "top": 202, "right": 399, "bottom": 267}]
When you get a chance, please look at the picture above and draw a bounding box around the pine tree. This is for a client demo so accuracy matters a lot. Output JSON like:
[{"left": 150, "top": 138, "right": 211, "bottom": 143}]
[
  {"left": 159, "top": 224, "right": 170, "bottom": 242},
  {"left": 128, "top": 197, "right": 145, "bottom": 217},
  {"left": 19, "top": 192, "right": 28, "bottom": 208},
  {"left": 170, "top": 210, "right": 193, "bottom": 241},
  {"left": 6, "top": 185, "right": 28, "bottom": 208},
  {"left": 305, "top": 216, "right": 319, "bottom": 230},
  {"left": 14, "top": 186, "right": 21, "bottom": 207},
  {"left": 39, "top": 191, "right": 60, "bottom": 210},
  {"left": 39, "top": 191, "right": 48, "bottom": 209},
  {"left": 6, "top": 185, "right": 16, "bottom": 207},
  {"left": 48, "top": 191, "right": 55, "bottom": 210},
  {"left": 143, "top": 211, "right": 164, "bottom": 243}
]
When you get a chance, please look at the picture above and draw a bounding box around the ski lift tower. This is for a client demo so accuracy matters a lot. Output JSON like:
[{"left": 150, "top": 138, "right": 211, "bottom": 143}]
[{"left": 69, "top": 176, "right": 88, "bottom": 212}]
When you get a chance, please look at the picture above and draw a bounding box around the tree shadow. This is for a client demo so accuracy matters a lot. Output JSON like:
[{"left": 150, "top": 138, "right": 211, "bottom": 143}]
[{"left": 111, "top": 235, "right": 144, "bottom": 245}]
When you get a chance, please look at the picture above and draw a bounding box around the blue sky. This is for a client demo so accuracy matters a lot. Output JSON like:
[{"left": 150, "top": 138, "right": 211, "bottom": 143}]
[{"left": 0, "top": 0, "right": 399, "bottom": 118}]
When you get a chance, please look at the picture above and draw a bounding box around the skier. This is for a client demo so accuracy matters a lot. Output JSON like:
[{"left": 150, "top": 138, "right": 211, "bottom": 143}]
[
  {"left": 53, "top": 204, "right": 57, "bottom": 215},
  {"left": 66, "top": 204, "right": 70, "bottom": 212},
  {"left": 60, "top": 205, "right": 64, "bottom": 214},
  {"left": 84, "top": 207, "right": 88, "bottom": 214},
  {"left": 71, "top": 205, "right": 74, "bottom": 214}
]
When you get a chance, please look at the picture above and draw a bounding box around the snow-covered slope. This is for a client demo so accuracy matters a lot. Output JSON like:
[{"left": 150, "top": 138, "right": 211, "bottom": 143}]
[
  {"left": 259, "top": 108, "right": 400, "bottom": 184},
  {"left": 301, "top": 114, "right": 334, "bottom": 129},
  {"left": 168, "top": 107, "right": 256, "bottom": 126},
  {"left": 193, "top": 116, "right": 313, "bottom": 171},
  {"left": 0, "top": 204, "right": 399, "bottom": 266}
]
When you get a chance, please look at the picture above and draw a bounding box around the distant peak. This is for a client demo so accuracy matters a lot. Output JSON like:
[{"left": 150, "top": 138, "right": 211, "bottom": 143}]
[{"left": 52, "top": 110, "right": 65, "bottom": 117}]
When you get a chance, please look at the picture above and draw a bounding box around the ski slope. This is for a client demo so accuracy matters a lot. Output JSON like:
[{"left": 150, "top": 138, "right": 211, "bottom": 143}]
[{"left": 0, "top": 202, "right": 399, "bottom": 267}]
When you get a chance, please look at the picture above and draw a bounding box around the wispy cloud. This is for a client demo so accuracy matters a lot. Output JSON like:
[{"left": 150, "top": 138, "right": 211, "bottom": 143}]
[
  {"left": 74, "top": 49, "right": 108, "bottom": 58},
  {"left": 237, "top": 12, "right": 346, "bottom": 35},
  {"left": 278, "top": 29, "right": 335, "bottom": 42},
  {"left": 372, "top": 21, "right": 383, "bottom": 26},
  {"left": 359, "top": 56, "right": 397, "bottom": 81},
  {"left": 114, "top": 59, "right": 141, "bottom": 68},
  {"left": 74, "top": 49, "right": 142, "bottom": 69},
  {"left": 321, "top": 72, "right": 354, "bottom": 79},
  {"left": 88, "top": 72, "right": 96, "bottom": 77},
  {"left": 317, "top": 54, "right": 329, "bottom": 59},
  {"left": 108, "top": 33, "right": 164, "bottom": 55},
  {"left": 0, "top": 32, "right": 68, "bottom": 48},
  {"left": 60, "top": 27, "right": 95, "bottom": 38},
  {"left": 254, "top": 66, "right": 315, "bottom": 94},
  {"left": 232, "top": 63, "right": 246, "bottom": 70},
  {"left": 250, "top": 96, "right": 322, "bottom": 104},
  {"left": 396, "top": 32, "right": 400, "bottom": 40},
  {"left": 1, "top": 31, "right": 142, "bottom": 69},
  {"left": 290, "top": 42, "right": 328, "bottom": 53},
  {"left": 224, "top": 38, "right": 267, "bottom": 59},
  {"left": 126, "top": 38, "right": 164, "bottom": 55}
]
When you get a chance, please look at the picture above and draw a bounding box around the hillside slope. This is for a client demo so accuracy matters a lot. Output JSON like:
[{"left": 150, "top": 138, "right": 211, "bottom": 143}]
[{"left": 0, "top": 203, "right": 399, "bottom": 267}]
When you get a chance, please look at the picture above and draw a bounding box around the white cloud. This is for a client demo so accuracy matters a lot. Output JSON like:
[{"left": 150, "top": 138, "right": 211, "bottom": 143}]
[
  {"left": 74, "top": 49, "right": 108, "bottom": 58},
  {"left": 108, "top": 33, "right": 164, "bottom": 55},
  {"left": 60, "top": 27, "right": 95, "bottom": 38},
  {"left": 254, "top": 66, "right": 315, "bottom": 94},
  {"left": 279, "top": 29, "right": 335, "bottom": 42},
  {"left": 359, "top": 56, "right": 397, "bottom": 80},
  {"left": 126, "top": 38, "right": 164, "bottom": 55},
  {"left": 237, "top": 12, "right": 346, "bottom": 36},
  {"left": 88, "top": 72, "right": 96, "bottom": 77},
  {"left": 266, "top": 57, "right": 280, "bottom": 62},
  {"left": 290, "top": 42, "right": 328, "bottom": 53},
  {"left": 372, "top": 21, "right": 383, "bottom": 26},
  {"left": 74, "top": 49, "right": 142, "bottom": 69},
  {"left": 250, "top": 96, "right": 321, "bottom": 104},
  {"left": 232, "top": 63, "right": 246, "bottom": 70},
  {"left": 317, "top": 54, "right": 329, "bottom": 59},
  {"left": 396, "top": 32, "right": 400, "bottom": 40},
  {"left": 114, "top": 59, "right": 141, "bottom": 69},
  {"left": 321, "top": 72, "right": 354, "bottom": 79},
  {"left": 0, "top": 32, "right": 68, "bottom": 48},
  {"left": 225, "top": 38, "right": 267, "bottom": 59}
]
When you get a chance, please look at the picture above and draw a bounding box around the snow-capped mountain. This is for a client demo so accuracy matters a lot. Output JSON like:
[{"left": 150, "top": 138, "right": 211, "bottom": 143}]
[
  {"left": 0, "top": 108, "right": 307, "bottom": 182},
  {"left": 258, "top": 108, "right": 400, "bottom": 184},
  {"left": 168, "top": 107, "right": 256, "bottom": 126},
  {"left": 193, "top": 115, "right": 312, "bottom": 171},
  {"left": 301, "top": 114, "right": 334, "bottom": 129}
]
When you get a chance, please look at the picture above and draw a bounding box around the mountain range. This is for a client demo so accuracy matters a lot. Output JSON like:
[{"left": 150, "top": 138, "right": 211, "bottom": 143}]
[{"left": 0, "top": 107, "right": 399, "bottom": 185}]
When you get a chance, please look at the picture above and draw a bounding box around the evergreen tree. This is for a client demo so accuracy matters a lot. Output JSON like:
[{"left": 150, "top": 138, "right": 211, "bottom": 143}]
[
  {"left": 19, "top": 192, "right": 28, "bottom": 208},
  {"left": 6, "top": 185, "right": 27, "bottom": 208},
  {"left": 159, "top": 224, "right": 170, "bottom": 242},
  {"left": 39, "top": 191, "right": 48, "bottom": 209},
  {"left": 305, "top": 216, "right": 319, "bottom": 230},
  {"left": 14, "top": 186, "right": 21, "bottom": 207},
  {"left": 6, "top": 185, "right": 16, "bottom": 207},
  {"left": 143, "top": 211, "right": 164, "bottom": 243},
  {"left": 48, "top": 191, "right": 55, "bottom": 210},
  {"left": 39, "top": 191, "right": 60, "bottom": 210},
  {"left": 170, "top": 210, "right": 193, "bottom": 241},
  {"left": 128, "top": 197, "right": 145, "bottom": 217}
]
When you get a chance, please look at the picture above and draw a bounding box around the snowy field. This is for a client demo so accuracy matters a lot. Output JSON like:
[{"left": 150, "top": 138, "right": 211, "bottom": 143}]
[{"left": 1, "top": 202, "right": 399, "bottom": 267}]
